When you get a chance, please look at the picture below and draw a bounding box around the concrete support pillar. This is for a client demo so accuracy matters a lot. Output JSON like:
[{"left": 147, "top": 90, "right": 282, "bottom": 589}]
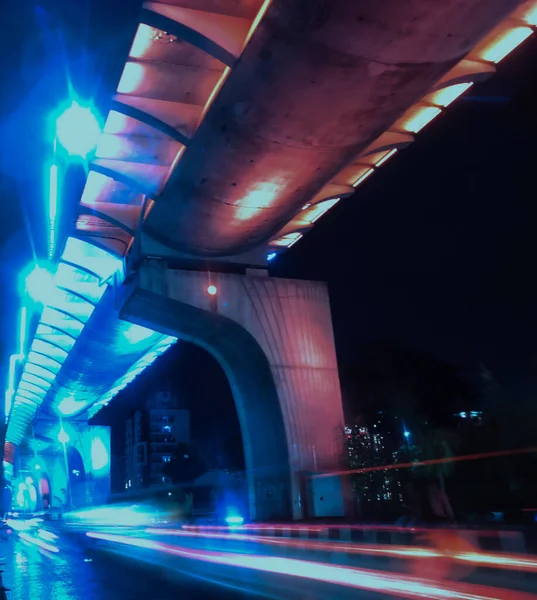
[{"left": 120, "top": 262, "right": 348, "bottom": 520}]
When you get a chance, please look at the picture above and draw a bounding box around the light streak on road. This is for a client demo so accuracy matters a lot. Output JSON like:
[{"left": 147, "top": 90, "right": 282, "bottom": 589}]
[
  {"left": 313, "top": 446, "right": 537, "bottom": 478},
  {"left": 147, "top": 527, "right": 440, "bottom": 559},
  {"left": 19, "top": 531, "right": 59, "bottom": 553},
  {"left": 86, "top": 531, "right": 536, "bottom": 600},
  {"left": 147, "top": 527, "right": 537, "bottom": 573}
]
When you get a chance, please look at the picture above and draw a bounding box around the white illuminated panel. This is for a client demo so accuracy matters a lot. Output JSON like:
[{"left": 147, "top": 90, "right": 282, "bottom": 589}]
[
  {"left": 400, "top": 106, "right": 442, "bottom": 134},
  {"left": 271, "top": 233, "right": 303, "bottom": 248},
  {"left": 352, "top": 168, "right": 375, "bottom": 187},
  {"left": 428, "top": 83, "right": 473, "bottom": 107},
  {"left": 481, "top": 27, "right": 533, "bottom": 63}
]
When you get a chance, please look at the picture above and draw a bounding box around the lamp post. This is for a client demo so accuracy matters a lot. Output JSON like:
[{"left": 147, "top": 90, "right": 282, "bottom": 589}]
[
  {"left": 47, "top": 100, "right": 101, "bottom": 261},
  {"left": 58, "top": 424, "right": 72, "bottom": 511}
]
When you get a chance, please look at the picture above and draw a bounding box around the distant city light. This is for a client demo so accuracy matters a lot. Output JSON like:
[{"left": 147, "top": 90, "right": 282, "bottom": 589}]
[
  {"left": 207, "top": 285, "right": 217, "bottom": 296},
  {"left": 55, "top": 101, "right": 101, "bottom": 157},
  {"left": 267, "top": 252, "right": 277, "bottom": 261},
  {"left": 225, "top": 515, "right": 244, "bottom": 526}
]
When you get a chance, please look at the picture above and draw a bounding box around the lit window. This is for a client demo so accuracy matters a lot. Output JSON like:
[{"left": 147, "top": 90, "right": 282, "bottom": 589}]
[{"left": 162, "top": 456, "right": 171, "bottom": 463}]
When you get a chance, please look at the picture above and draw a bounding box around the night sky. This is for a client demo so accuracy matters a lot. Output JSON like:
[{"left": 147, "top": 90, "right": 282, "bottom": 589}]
[{"left": 1, "top": 2, "right": 537, "bottom": 458}]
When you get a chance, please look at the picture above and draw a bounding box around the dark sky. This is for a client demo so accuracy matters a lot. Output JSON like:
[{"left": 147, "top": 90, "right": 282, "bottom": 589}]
[{"left": 1, "top": 2, "right": 537, "bottom": 444}]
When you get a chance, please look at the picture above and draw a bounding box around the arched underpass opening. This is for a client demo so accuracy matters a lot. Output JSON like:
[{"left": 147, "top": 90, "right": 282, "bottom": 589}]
[{"left": 117, "top": 288, "right": 293, "bottom": 521}]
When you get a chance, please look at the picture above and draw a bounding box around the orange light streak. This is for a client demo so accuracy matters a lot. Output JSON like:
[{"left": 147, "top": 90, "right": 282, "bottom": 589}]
[
  {"left": 313, "top": 446, "right": 537, "bottom": 478},
  {"left": 87, "top": 532, "right": 535, "bottom": 600}
]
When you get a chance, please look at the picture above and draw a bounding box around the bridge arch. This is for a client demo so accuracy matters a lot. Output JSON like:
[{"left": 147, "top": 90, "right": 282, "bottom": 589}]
[{"left": 120, "top": 262, "right": 348, "bottom": 520}]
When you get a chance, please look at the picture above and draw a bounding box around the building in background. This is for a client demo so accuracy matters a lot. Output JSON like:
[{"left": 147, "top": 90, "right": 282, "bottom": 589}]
[
  {"left": 125, "top": 390, "right": 190, "bottom": 489},
  {"left": 345, "top": 411, "right": 403, "bottom": 518}
]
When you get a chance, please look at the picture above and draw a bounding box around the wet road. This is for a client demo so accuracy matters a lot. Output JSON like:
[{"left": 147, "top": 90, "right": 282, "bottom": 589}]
[{"left": 1, "top": 523, "right": 536, "bottom": 600}]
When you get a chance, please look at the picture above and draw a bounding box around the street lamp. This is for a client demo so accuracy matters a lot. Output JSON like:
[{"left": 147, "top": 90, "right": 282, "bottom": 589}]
[
  {"left": 23, "top": 264, "right": 55, "bottom": 304},
  {"left": 47, "top": 99, "right": 101, "bottom": 259},
  {"left": 55, "top": 101, "right": 101, "bottom": 158}
]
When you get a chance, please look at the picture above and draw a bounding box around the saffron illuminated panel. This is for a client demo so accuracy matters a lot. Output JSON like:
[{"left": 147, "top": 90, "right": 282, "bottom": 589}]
[
  {"left": 428, "top": 83, "right": 473, "bottom": 107},
  {"left": 480, "top": 27, "right": 533, "bottom": 63},
  {"left": 305, "top": 199, "right": 340, "bottom": 224},
  {"left": 271, "top": 233, "right": 303, "bottom": 248},
  {"left": 400, "top": 106, "right": 442, "bottom": 134},
  {"left": 524, "top": 4, "right": 537, "bottom": 26},
  {"left": 352, "top": 168, "right": 375, "bottom": 188}
]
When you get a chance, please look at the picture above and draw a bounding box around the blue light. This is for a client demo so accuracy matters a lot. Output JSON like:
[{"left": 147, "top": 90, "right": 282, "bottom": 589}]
[
  {"left": 403, "top": 430, "right": 410, "bottom": 439},
  {"left": 122, "top": 322, "right": 159, "bottom": 345},
  {"left": 55, "top": 101, "right": 101, "bottom": 157},
  {"left": 267, "top": 252, "right": 277, "bottom": 261},
  {"left": 225, "top": 515, "right": 244, "bottom": 526},
  {"left": 23, "top": 264, "right": 56, "bottom": 304},
  {"left": 48, "top": 163, "right": 59, "bottom": 260},
  {"left": 91, "top": 435, "right": 110, "bottom": 472},
  {"left": 58, "top": 426, "right": 70, "bottom": 444},
  {"left": 57, "top": 397, "right": 88, "bottom": 416},
  {"left": 62, "top": 237, "right": 123, "bottom": 283}
]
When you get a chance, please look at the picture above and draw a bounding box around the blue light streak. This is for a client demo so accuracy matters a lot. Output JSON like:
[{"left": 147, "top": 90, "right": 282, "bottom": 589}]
[{"left": 48, "top": 163, "right": 59, "bottom": 260}]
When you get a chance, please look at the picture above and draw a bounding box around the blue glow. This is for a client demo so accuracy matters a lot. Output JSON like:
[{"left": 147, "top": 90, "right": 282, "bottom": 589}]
[
  {"left": 23, "top": 264, "right": 56, "bottom": 304},
  {"left": 24, "top": 363, "right": 54, "bottom": 383},
  {"left": 91, "top": 436, "right": 110, "bottom": 472},
  {"left": 56, "top": 101, "right": 101, "bottom": 157},
  {"left": 403, "top": 430, "right": 410, "bottom": 439},
  {"left": 267, "top": 252, "right": 277, "bottom": 261},
  {"left": 57, "top": 397, "right": 88, "bottom": 416},
  {"left": 88, "top": 336, "right": 177, "bottom": 417},
  {"left": 122, "top": 322, "right": 158, "bottom": 345},
  {"left": 48, "top": 163, "right": 59, "bottom": 260},
  {"left": 225, "top": 515, "right": 244, "bottom": 526},
  {"left": 58, "top": 426, "right": 70, "bottom": 444},
  {"left": 62, "top": 237, "right": 123, "bottom": 283}
]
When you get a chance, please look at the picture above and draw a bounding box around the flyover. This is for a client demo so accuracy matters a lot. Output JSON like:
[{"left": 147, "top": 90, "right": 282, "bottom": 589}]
[{"left": 4, "top": 0, "right": 537, "bottom": 520}]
